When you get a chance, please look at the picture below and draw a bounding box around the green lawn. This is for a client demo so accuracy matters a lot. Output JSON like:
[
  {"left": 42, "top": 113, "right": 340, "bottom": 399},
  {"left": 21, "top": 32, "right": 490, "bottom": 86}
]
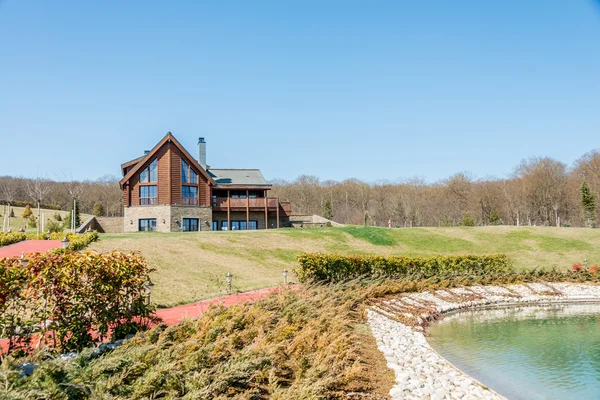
[{"left": 89, "top": 226, "right": 600, "bottom": 307}]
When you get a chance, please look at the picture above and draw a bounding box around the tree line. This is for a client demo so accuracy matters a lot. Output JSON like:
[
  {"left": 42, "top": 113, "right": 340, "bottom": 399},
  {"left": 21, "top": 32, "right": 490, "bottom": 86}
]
[
  {"left": 1, "top": 150, "right": 599, "bottom": 229},
  {"left": 0, "top": 175, "right": 123, "bottom": 218},
  {"left": 270, "top": 151, "right": 600, "bottom": 228}
]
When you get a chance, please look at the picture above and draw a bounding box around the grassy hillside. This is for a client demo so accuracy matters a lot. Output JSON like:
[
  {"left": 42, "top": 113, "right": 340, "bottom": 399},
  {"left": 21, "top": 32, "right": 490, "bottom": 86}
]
[
  {"left": 89, "top": 226, "right": 600, "bottom": 307},
  {"left": 0, "top": 206, "right": 91, "bottom": 234}
]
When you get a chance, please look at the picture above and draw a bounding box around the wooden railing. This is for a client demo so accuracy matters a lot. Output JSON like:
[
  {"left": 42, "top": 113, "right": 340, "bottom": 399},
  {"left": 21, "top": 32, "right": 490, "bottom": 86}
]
[{"left": 212, "top": 197, "right": 280, "bottom": 209}]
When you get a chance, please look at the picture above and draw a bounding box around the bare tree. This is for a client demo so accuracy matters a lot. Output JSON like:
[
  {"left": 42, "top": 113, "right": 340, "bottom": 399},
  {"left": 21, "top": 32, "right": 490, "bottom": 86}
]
[
  {"left": 26, "top": 177, "right": 52, "bottom": 234},
  {"left": 0, "top": 178, "right": 19, "bottom": 231}
]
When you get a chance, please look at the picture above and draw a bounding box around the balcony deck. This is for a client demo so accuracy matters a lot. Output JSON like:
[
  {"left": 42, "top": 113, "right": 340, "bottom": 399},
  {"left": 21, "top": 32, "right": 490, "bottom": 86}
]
[{"left": 212, "top": 197, "right": 283, "bottom": 211}]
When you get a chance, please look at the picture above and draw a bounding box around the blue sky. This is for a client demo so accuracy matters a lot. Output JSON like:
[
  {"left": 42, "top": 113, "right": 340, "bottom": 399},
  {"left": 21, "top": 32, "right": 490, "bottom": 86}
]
[{"left": 1, "top": 1, "right": 599, "bottom": 183}]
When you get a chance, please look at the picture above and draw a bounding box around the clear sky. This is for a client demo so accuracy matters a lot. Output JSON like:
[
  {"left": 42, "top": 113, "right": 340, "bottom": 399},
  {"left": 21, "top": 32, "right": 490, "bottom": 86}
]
[{"left": 1, "top": 1, "right": 599, "bottom": 183}]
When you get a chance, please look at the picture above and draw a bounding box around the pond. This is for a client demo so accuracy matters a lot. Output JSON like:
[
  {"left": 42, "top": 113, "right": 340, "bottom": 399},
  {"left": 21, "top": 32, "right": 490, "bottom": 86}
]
[{"left": 428, "top": 302, "right": 600, "bottom": 400}]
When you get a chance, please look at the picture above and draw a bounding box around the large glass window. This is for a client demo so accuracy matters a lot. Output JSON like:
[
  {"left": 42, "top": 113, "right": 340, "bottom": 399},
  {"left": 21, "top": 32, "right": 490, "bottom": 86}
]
[
  {"left": 182, "top": 218, "right": 199, "bottom": 232},
  {"left": 212, "top": 221, "right": 218, "bottom": 231},
  {"left": 248, "top": 220, "right": 258, "bottom": 230},
  {"left": 139, "top": 218, "right": 157, "bottom": 231},
  {"left": 182, "top": 185, "right": 198, "bottom": 205},
  {"left": 139, "top": 185, "right": 157, "bottom": 205},
  {"left": 221, "top": 221, "right": 228, "bottom": 231},
  {"left": 181, "top": 160, "right": 198, "bottom": 184},
  {"left": 140, "top": 159, "right": 157, "bottom": 182}
]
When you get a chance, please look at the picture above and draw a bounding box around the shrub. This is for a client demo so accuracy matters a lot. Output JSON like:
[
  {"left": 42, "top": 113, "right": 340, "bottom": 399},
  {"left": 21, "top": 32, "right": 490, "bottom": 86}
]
[
  {"left": 0, "top": 232, "right": 27, "bottom": 246},
  {"left": 589, "top": 265, "right": 599, "bottom": 274},
  {"left": 0, "top": 250, "right": 155, "bottom": 354},
  {"left": 10, "top": 209, "right": 14, "bottom": 218},
  {"left": 296, "top": 253, "right": 513, "bottom": 283},
  {"left": 488, "top": 210, "right": 503, "bottom": 225},
  {"left": 46, "top": 219, "right": 63, "bottom": 233},
  {"left": 28, "top": 215, "right": 37, "bottom": 228},
  {"left": 53, "top": 212, "right": 62, "bottom": 222},
  {"left": 572, "top": 263, "right": 583, "bottom": 272},
  {"left": 21, "top": 204, "right": 32, "bottom": 219},
  {"left": 48, "top": 231, "right": 99, "bottom": 250},
  {"left": 461, "top": 210, "right": 475, "bottom": 226},
  {"left": 92, "top": 202, "right": 105, "bottom": 217}
]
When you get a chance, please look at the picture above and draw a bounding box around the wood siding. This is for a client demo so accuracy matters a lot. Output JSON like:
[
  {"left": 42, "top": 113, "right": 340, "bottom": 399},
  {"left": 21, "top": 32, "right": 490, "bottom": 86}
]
[{"left": 123, "top": 138, "right": 210, "bottom": 207}]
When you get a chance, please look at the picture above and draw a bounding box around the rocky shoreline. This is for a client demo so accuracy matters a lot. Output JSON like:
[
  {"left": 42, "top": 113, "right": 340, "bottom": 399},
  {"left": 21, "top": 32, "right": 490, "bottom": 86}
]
[{"left": 367, "top": 282, "right": 600, "bottom": 399}]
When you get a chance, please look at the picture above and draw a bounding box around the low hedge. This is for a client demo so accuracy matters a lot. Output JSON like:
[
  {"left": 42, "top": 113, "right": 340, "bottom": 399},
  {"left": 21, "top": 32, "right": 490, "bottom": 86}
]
[
  {"left": 296, "top": 253, "right": 513, "bottom": 283},
  {"left": 0, "top": 231, "right": 98, "bottom": 251},
  {"left": 0, "top": 232, "right": 27, "bottom": 247}
]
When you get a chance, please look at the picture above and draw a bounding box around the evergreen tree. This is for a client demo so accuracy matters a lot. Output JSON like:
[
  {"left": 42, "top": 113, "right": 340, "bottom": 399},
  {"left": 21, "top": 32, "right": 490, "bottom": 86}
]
[
  {"left": 92, "top": 202, "right": 106, "bottom": 217},
  {"left": 63, "top": 201, "right": 81, "bottom": 230},
  {"left": 323, "top": 199, "right": 333, "bottom": 220},
  {"left": 580, "top": 181, "right": 596, "bottom": 228},
  {"left": 461, "top": 210, "right": 475, "bottom": 226},
  {"left": 21, "top": 204, "right": 33, "bottom": 219},
  {"left": 488, "top": 210, "right": 503, "bottom": 226}
]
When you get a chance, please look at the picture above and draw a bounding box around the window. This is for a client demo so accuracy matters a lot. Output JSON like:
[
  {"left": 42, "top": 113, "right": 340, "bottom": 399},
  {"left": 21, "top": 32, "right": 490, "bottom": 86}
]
[
  {"left": 212, "top": 221, "right": 218, "bottom": 231},
  {"left": 139, "top": 218, "right": 157, "bottom": 231},
  {"left": 181, "top": 160, "right": 197, "bottom": 184},
  {"left": 182, "top": 218, "right": 199, "bottom": 232},
  {"left": 140, "top": 159, "right": 157, "bottom": 182},
  {"left": 139, "top": 185, "right": 157, "bottom": 205},
  {"left": 228, "top": 220, "right": 256, "bottom": 230},
  {"left": 221, "top": 221, "right": 228, "bottom": 231},
  {"left": 230, "top": 221, "right": 248, "bottom": 231},
  {"left": 182, "top": 185, "right": 198, "bottom": 205}
]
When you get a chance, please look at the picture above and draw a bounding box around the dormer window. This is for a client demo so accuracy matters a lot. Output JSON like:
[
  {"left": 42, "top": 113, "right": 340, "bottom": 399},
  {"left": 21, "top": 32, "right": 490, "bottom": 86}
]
[
  {"left": 140, "top": 159, "right": 158, "bottom": 182},
  {"left": 181, "top": 160, "right": 198, "bottom": 183}
]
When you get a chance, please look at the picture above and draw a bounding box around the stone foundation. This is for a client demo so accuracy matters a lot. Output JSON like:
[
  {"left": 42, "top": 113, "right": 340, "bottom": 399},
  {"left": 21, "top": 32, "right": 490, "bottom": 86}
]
[{"left": 123, "top": 206, "right": 212, "bottom": 232}]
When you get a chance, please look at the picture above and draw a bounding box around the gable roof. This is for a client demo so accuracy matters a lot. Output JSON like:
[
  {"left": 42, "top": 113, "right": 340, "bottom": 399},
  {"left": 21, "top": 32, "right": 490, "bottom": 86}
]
[
  {"left": 119, "top": 132, "right": 216, "bottom": 188},
  {"left": 209, "top": 169, "right": 271, "bottom": 187}
]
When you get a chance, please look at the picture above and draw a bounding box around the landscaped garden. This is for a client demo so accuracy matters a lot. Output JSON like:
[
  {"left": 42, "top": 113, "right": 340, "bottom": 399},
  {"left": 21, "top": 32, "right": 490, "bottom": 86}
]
[{"left": 2, "top": 225, "right": 600, "bottom": 399}]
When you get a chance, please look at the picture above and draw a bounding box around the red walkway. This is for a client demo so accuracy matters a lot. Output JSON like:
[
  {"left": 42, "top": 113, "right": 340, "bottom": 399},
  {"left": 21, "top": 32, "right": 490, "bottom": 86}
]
[
  {"left": 155, "top": 286, "right": 292, "bottom": 325},
  {"left": 0, "top": 240, "right": 62, "bottom": 258}
]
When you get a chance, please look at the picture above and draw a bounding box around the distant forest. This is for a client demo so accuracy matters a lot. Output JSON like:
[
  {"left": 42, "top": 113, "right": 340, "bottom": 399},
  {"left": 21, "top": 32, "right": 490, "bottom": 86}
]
[{"left": 1, "top": 149, "right": 600, "bottom": 228}]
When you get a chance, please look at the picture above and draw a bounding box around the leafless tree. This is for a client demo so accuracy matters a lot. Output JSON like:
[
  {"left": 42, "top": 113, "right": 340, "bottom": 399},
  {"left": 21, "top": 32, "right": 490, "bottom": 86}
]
[{"left": 26, "top": 177, "right": 52, "bottom": 234}]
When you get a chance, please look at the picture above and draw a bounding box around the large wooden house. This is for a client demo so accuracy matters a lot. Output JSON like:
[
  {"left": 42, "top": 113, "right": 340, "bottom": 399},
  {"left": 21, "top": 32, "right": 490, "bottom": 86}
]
[{"left": 119, "top": 132, "right": 292, "bottom": 232}]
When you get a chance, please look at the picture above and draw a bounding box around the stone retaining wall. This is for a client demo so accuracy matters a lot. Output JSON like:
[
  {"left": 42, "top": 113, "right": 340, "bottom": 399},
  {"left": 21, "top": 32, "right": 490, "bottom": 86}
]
[{"left": 369, "top": 283, "right": 600, "bottom": 399}]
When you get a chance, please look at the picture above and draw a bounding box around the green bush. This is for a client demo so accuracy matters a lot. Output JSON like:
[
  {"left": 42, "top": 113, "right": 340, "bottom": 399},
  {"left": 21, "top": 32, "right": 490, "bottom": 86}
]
[
  {"left": 46, "top": 219, "right": 63, "bottom": 233},
  {"left": 53, "top": 212, "right": 62, "bottom": 222},
  {"left": 21, "top": 204, "right": 33, "bottom": 219},
  {"left": 296, "top": 253, "right": 513, "bottom": 283},
  {"left": 48, "top": 231, "right": 99, "bottom": 250},
  {"left": 0, "top": 232, "right": 27, "bottom": 246},
  {"left": 0, "top": 250, "right": 155, "bottom": 355},
  {"left": 1, "top": 232, "right": 97, "bottom": 250},
  {"left": 461, "top": 210, "right": 475, "bottom": 226}
]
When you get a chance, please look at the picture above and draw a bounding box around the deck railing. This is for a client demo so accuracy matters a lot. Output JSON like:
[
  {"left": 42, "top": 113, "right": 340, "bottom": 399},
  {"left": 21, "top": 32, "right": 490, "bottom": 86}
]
[{"left": 212, "top": 197, "right": 280, "bottom": 209}]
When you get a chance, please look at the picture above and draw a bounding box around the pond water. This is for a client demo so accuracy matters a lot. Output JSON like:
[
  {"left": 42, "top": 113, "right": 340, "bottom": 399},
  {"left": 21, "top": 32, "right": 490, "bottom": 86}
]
[{"left": 428, "top": 302, "right": 600, "bottom": 400}]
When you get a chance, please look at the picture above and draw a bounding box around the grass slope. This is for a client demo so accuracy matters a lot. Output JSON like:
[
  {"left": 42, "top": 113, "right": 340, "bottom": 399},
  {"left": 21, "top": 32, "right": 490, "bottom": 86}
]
[
  {"left": 89, "top": 226, "right": 600, "bottom": 307},
  {"left": 0, "top": 206, "right": 91, "bottom": 234}
]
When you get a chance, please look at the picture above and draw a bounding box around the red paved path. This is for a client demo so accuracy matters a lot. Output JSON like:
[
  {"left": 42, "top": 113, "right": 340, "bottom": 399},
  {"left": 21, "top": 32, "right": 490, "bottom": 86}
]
[
  {"left": 155, "top": 286, "right": 292, "bottom": 325},
  {"left": 0, "top": 240, "right": 62, "bottom": 258}
]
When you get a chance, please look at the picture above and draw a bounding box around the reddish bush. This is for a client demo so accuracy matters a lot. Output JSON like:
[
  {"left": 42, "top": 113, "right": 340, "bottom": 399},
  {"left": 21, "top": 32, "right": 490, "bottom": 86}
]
[
  {"left": 589, "top": 265, "right": 599, "bottom": 274},
  {"left": 0, "top": 251, "right": 155, "bottom": 355},
  {"left": 572, "top": 263, "right": 583, "bottom": 272}
]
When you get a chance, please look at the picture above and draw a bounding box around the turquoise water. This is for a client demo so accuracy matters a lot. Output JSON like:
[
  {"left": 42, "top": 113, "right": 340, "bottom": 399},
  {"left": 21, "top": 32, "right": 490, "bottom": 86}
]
[{"left": 428, "top": 303, "right": 600, "bottom": 400}]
